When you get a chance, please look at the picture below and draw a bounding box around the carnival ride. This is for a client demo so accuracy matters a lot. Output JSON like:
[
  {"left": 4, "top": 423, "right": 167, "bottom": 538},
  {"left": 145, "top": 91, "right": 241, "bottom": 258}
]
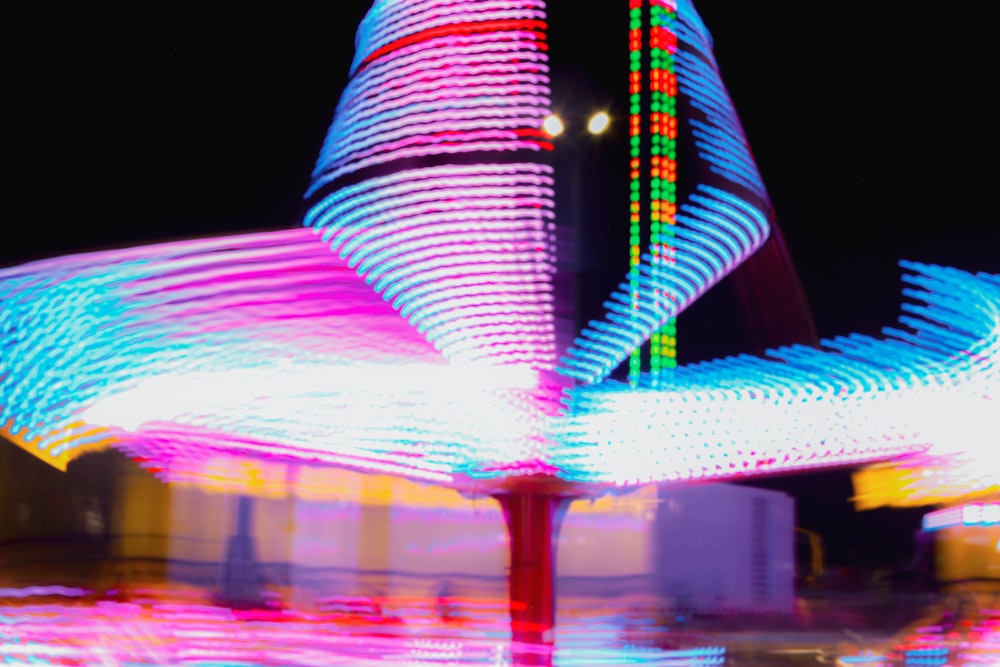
[{"left": 1, "top": 0, "right": 997, "bottom": 664}]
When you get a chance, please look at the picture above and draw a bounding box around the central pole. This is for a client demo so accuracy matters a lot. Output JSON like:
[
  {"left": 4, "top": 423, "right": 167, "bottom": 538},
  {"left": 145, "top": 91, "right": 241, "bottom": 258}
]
[{"left": 495, "top": 492, "right": 571, "bottom": 667}]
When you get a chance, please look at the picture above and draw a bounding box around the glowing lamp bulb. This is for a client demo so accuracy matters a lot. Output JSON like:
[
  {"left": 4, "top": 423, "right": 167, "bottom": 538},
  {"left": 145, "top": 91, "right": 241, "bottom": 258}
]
[
  {"left": 588, "top": 111, "right": 611, "bottom": 135},
  {"left": 542, "top": 114, "right": 564, "bottom": 137}
]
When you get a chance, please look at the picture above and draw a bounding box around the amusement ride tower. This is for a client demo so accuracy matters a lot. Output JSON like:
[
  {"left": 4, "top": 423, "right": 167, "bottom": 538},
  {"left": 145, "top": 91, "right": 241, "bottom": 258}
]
[{"left": 1, "top": 2, "right": 997, "bottom": 666}]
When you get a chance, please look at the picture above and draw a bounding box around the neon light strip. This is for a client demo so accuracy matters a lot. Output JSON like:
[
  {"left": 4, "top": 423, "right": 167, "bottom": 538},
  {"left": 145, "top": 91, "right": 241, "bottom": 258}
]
[
  {"left": 921, "top": 506, "right": 964, "bottom": 531},
  {"left": 649, "top": 0, "right": 678, "bottom": 385},
  {"left": 628, "top": 0, "right": 644, "bottom": 385},
  {"left": 0, "top": 586, "right": 90, "bottom": 599}
]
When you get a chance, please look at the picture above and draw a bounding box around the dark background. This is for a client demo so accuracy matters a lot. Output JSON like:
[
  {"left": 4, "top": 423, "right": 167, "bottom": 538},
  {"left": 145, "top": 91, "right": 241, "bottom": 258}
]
[{"left": 6, "top": 2, "right": 998, "bottom": 570}]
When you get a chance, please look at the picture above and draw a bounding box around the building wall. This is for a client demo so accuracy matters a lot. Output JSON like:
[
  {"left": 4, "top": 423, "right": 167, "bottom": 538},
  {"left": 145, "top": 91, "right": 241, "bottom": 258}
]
[
  {"left": 111, "top": 456, "right": 171, "bottom": 561},
  {"left": 61, "top": 456, "right": 794, "bottom": 615},
  {"left": 0, "top": 443, "right": 125, "bottom": 586},
  {"left": 655, "top": 483, "right": 795, "bottom": 613},
  {"left": 936, "top": 524, "right": 1000, "bottom": 582},
  {"left": 559, "top": 487, "right": 658, "bottom": 580}
]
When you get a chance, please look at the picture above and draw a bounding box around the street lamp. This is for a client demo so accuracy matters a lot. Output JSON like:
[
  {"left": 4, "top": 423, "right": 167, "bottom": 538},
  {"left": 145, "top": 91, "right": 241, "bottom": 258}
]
[
  {"left": 587, "top": 111, "right": 610, "bottom": 135},
  {"left": 542, "top": 114, "right": 565, "bottom": 138}
]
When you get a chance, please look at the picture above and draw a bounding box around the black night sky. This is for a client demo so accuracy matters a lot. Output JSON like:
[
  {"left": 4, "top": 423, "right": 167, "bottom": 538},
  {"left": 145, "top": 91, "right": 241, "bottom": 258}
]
[{"left": 6, "top": 2, "right": 999, "bottom": 568}]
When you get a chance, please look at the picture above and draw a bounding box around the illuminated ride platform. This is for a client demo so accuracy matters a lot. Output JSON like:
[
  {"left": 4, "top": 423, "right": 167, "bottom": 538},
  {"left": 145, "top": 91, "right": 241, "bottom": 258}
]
[{"left": 1, "top": 0, "right": 998, "bottom": 664}]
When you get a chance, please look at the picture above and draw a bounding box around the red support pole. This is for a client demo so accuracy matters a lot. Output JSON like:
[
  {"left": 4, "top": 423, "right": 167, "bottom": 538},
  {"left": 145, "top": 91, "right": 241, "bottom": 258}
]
[{"left": 496, "top": 492, "right": 570, "bottom": 667}]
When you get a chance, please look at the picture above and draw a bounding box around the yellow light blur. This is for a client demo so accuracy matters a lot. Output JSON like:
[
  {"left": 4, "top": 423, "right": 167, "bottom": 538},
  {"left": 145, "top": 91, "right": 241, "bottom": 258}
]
[
  {"left": 542, "top": 114, "right": 564, "bottom": 137},
  {"left": 852, "top": 463, "right": 1000, "bottom": 510},
  {"left": 587, "top": 111, "right": 611, "bottom": 135}
]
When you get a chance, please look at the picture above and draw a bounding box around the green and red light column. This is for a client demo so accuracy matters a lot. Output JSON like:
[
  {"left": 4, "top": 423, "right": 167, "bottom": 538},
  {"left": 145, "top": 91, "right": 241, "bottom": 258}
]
[{"left": 630, "top": 0, "right": 679, "bottom": 387}]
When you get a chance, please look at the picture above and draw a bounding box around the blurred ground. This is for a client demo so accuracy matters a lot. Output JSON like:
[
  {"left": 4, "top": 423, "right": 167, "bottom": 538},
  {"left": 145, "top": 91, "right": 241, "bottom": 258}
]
[{"left": 2, "top": 542, "right": 997, "bottom": 665}]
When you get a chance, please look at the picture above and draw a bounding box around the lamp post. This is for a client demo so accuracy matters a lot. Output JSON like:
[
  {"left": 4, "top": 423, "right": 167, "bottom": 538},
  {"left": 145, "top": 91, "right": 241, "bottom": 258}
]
[
  {"left": 543, "top": 111, "right": 612, "bottom": 348},
  {"left": 488, "top": 111, "right": 612, "bottom": 667},
  {"left": 542, "top": 110, "right": 617, "bottom": 353}
]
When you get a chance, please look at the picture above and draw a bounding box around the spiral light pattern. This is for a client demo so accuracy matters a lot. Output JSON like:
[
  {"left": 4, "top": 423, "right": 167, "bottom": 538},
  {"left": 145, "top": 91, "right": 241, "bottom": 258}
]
[
  {"left": 303, "top": 0, "right": 558, "bottom": 372},
  {"left": 0, "top": 1, "right": 996, "bottom": 505}
]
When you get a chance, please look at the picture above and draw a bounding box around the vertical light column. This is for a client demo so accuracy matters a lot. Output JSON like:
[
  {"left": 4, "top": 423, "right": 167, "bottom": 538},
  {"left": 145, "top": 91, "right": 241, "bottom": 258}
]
[
  {"left": 627, "top": 0, "right": 645, "bottom": 386},
  {"left": 628, "top": 0, "right": 678, "bottom": 387},
  {"left": 649, "top": 0, "right": 678, "bottom": 385}
]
